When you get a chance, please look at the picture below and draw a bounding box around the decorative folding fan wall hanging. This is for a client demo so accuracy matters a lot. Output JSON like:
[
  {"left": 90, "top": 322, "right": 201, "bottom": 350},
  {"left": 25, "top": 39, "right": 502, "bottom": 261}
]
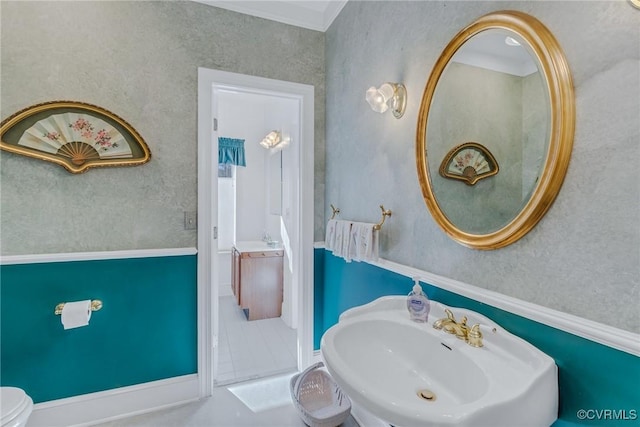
[
  {"left": 0, "top": 101, "right": 151, "bottom": 173},
  {"left": 439, "top": 142, "right": 499, "bottom": 185}
]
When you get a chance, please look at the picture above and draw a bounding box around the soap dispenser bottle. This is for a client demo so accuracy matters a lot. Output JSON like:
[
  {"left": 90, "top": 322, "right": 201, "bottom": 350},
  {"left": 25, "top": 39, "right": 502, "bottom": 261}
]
[{"left": 407, "top": 277, "right": 430, "bottom": 323}]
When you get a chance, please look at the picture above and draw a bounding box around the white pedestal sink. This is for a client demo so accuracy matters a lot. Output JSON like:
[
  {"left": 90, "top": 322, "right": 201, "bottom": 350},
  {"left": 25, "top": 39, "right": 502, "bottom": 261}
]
[{"left": 320, "top": 296, "right": 558, "bottom": 427}]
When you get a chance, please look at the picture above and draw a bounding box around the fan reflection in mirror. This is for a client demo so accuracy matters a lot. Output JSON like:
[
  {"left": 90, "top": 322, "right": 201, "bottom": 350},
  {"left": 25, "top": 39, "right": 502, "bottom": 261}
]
[{"left": 439, "top": 142, "right": 499, "bottom": 186}]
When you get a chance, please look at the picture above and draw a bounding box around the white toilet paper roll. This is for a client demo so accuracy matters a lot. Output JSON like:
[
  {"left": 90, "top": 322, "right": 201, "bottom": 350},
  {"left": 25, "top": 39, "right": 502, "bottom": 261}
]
[{"left": 61, "top": 300, "right": 92, "bottom": 330}]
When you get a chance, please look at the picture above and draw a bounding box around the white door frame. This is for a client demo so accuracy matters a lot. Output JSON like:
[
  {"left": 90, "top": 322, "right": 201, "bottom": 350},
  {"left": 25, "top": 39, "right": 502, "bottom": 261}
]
[{"left": 197, "top": 67, "right": 315, "bottom": 397}]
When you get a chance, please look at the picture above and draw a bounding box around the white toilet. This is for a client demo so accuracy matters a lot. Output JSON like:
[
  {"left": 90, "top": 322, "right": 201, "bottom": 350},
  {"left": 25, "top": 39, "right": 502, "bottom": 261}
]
[{"left": 0, "top": 387, "right": 33, "bottom": 427}]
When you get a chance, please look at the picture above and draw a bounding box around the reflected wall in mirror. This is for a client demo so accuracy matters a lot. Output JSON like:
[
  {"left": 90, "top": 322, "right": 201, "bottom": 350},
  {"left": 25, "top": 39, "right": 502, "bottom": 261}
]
[
  {"left": 416, "top": 11, "right": 575, "bottom": 249},
  {"left": 429, "top": 29, "right": 548, "bottom": 233}
]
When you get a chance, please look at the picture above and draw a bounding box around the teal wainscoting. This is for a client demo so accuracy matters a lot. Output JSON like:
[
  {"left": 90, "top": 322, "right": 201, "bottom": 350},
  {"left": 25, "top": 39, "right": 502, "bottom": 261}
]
[
  {"left": 0, "top": 255, "right": 197, "bottom": 403},
  {"left": 313, "top": 248, "right": 326, "bottom": 350},
  {"left": 314, "top": 248, "right": 640, "bottom": 426}
]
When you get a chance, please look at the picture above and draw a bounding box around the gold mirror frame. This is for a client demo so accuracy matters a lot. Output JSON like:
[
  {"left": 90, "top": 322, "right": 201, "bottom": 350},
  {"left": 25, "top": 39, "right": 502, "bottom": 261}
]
[
  {"left": 1, "top": 100, "right": 151, "bottom": 174},
  {"left": 416, "top": 10, "right": 575, "bottom": 250}
]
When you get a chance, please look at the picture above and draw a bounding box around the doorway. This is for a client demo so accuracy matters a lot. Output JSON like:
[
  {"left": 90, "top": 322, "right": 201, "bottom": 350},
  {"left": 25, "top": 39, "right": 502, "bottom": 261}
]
[
  {"left": 216, "top": 89, "right": 298, "bottom": 385},
  {"left": 197, "top": 68, "right": 315, "bottom": 397}
]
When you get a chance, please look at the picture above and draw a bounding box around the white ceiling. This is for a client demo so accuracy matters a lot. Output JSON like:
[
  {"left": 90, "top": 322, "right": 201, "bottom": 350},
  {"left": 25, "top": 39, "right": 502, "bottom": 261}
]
[
  {"left": 192, "top": 0, "right": 348, "bottom": 32},
  {"left": 453, "top": 31, "right": 538, "bottom": 77}
]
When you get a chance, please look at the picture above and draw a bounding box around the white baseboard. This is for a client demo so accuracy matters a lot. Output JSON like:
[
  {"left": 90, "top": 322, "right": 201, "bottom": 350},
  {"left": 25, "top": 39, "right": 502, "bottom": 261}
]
[
  {"left": 218, "top": 282, "right": 233, "bottom": 297},
  {"left": 28, "top": 374, "right": 199, "bottom": 427}
]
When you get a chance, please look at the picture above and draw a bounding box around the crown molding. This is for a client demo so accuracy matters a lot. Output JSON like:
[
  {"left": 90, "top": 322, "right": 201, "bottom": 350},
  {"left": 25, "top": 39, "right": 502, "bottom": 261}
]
[{"left": 192, "top": 0, "right": 348, "bottom": 32}]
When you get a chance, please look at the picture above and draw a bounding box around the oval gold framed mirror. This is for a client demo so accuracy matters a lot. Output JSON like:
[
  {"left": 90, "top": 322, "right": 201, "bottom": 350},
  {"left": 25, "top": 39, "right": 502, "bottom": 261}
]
[{"left": 416, "top": 11, "right": 575, "bottom": 250}]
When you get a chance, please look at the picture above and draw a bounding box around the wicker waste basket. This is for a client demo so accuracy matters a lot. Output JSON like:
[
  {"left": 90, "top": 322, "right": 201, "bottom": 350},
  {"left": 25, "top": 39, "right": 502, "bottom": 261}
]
[{"left": 290, "top": 362, "right": 352, "bottom": 427}]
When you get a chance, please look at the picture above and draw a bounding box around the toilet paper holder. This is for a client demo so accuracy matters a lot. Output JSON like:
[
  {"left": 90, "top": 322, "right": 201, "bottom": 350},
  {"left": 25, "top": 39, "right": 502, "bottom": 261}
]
[{"left": 54, "top": 300, "right": 103, "bottom": 315}]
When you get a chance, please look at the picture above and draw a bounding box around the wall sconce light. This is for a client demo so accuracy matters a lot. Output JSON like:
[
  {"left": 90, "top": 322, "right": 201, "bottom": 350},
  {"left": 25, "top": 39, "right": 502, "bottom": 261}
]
[
  {"left": 365, "top": 82, "right": 407, "bottom": 119},
  {"left": 260, "top": 130, "right": 282, "bottom": 149}
]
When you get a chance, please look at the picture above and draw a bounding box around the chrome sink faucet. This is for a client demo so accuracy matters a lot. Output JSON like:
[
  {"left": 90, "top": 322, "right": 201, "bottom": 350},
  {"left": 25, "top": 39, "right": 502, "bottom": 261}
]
[{"left": 433, "top": 308, "right": 484, "bottom": 347}]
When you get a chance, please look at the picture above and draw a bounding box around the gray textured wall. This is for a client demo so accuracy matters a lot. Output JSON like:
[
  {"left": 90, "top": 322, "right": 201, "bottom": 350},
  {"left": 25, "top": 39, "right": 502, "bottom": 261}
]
[
  {"left": 325, "top": 1, "right": 639, "bottom": 332},
  {"left": 0, "top": 1, "right": 325, "bottom": 254}
]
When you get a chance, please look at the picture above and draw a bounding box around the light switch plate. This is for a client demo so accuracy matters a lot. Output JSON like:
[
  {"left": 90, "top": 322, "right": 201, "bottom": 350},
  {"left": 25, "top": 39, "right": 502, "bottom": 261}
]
[{"left": 184, "top": 211, "right": 197, "bottom": 230}]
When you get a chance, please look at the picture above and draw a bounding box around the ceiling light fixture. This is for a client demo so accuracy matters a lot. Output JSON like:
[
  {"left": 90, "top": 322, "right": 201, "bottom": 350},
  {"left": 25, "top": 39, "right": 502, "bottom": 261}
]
[
  {"left": 365, "top": 82, "right": 407, "bottom": 119},
  {"left": 505, "top": 36, "right": 521, "bottom": 46},
  {"left": 260, "top": 130, "right": 282, "bottom": 149}
]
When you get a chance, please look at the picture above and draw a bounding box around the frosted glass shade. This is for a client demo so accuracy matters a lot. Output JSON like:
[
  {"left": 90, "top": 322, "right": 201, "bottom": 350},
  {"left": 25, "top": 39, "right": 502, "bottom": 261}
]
[
  {"left": 365, "top": 83, "right": 407, "bottom": 118},
  {"left": 366, "top": 84, "right": 395, "bottom": 113}
]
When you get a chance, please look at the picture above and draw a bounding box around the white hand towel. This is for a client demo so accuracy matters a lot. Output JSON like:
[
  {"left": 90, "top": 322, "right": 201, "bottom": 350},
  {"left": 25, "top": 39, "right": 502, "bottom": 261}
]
[
  {"left": 348, "top": 222, "right": 361, "bottom": 262},
  {"left": 341, "top": 220, "right": 353, "bottom": 262},
  {"left": 325, "top": 219, "right": 337, "bottom": 251},
  {"left": 351, "top": 222, "right": 376, "bottom": 262},
  {"left": 332, "top": 220, "right": 353, "bottom": 262},
  {"left": 366, "top": 224, "right": 379, "bottom": 262},
  {"left": 332, "top": 219, "right": 344, "bottom": 257}
]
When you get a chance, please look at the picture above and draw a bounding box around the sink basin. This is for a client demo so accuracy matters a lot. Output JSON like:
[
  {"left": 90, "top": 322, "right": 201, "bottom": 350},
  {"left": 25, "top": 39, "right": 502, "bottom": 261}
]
[{"left": 320, "top": 296, "right": 558, "bottom": 427}]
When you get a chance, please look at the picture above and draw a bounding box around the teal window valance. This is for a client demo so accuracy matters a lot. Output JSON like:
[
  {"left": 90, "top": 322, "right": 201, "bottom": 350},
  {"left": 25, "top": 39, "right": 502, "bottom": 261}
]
[{"left": 218, "top": 137, "right": 246, "bottom": 167}]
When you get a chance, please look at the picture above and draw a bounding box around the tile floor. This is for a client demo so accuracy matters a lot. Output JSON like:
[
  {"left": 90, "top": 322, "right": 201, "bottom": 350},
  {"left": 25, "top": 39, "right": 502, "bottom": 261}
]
[
  {"left": 87, "top": 296, "right": 359, "bottom": 427},
  {"left": 93, "top": 372, "right": 360, "bottom": 427},
  {"left": 90, "top": 297, "right": 362, "bottom": 427},
  {"left": 215, "top": 296, "right": 298, "bottom": 385}
]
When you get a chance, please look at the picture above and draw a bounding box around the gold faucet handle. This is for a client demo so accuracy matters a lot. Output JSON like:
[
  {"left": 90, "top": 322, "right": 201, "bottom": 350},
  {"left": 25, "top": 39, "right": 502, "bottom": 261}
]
[
  {"left": 433, "top": 308, "right": 457, "bottom": 330},
  {"left": 453, "top": 316, "right": 469, "bottom": 339},
  {"left": 445, "top": 308, "right": 456, "bottom": 321},
  {"left": 467, "top": 324, "right": 484, "bottom": 348}
]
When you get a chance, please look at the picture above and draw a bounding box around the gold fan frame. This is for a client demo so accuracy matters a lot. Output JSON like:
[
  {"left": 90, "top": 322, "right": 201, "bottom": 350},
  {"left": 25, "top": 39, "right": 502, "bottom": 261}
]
[
  {"left": 1, "top": 100, "right": 151, "bottom": 174},
  {"left": 439, "top": 142, "right": 499, "bottom": 186}
]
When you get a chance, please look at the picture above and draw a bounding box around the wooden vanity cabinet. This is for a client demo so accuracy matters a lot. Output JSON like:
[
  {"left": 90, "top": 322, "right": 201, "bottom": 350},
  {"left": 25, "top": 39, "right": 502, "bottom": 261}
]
[{"left": 231, "top": 244, "right": 284, "bottom": 321}]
